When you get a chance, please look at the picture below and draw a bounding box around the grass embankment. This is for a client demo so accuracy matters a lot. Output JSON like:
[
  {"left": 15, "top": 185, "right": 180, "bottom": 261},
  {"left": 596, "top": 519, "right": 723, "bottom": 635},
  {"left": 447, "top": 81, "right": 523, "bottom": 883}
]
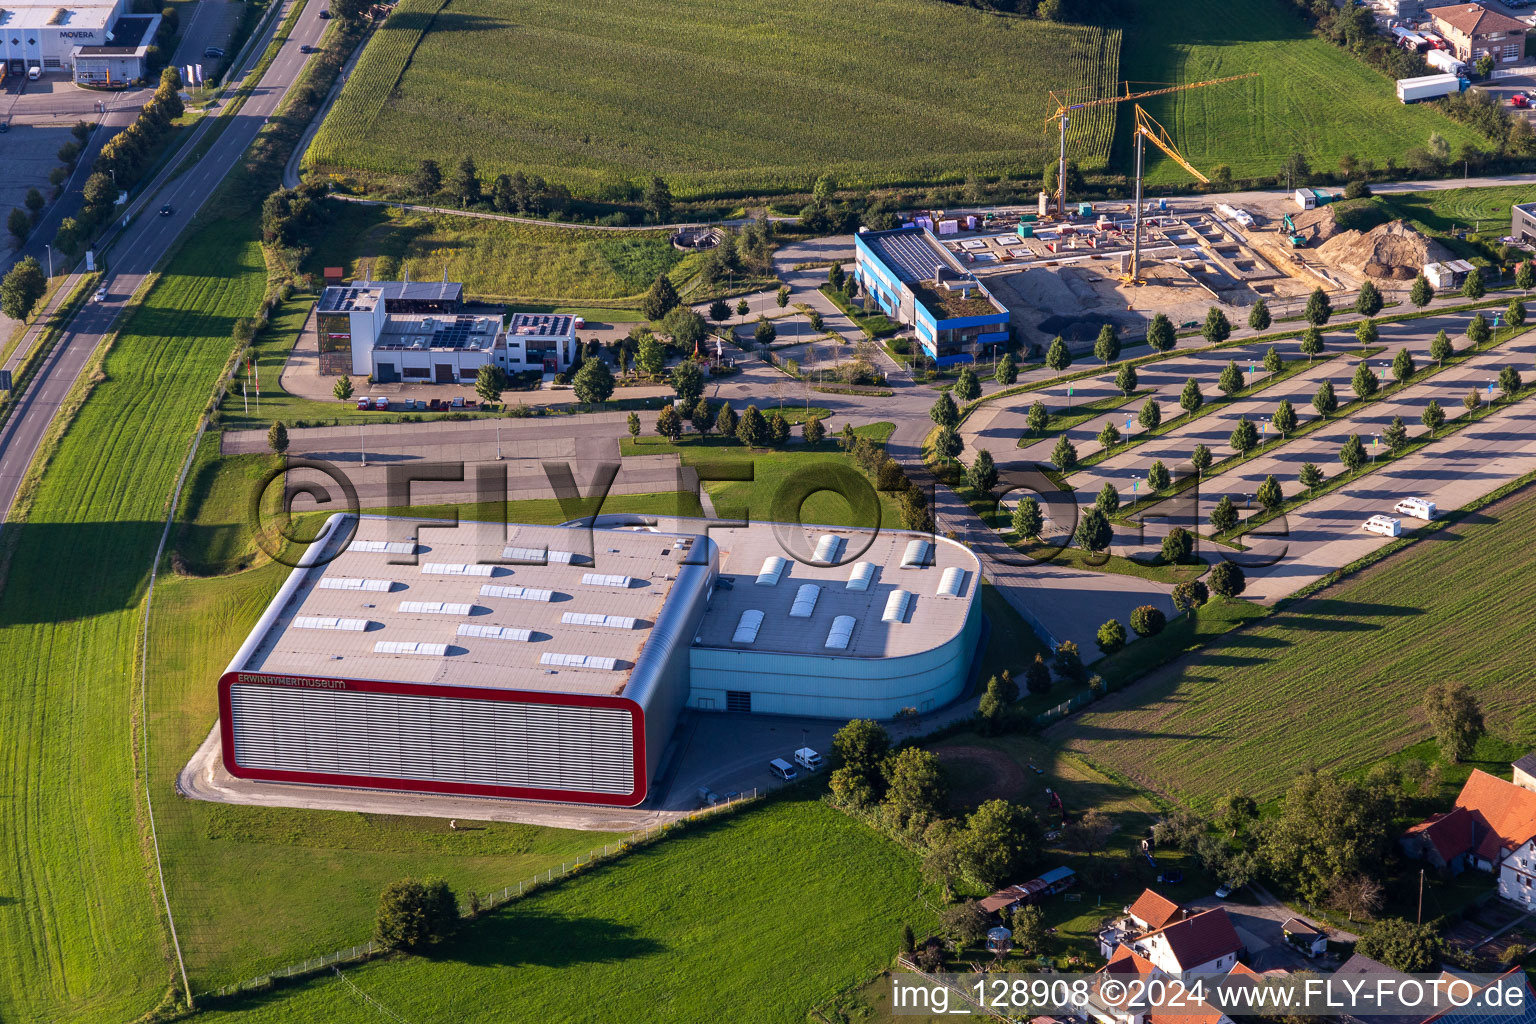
[
  {"left": 1051, "top": 485, "right": 1536, "bottom": 812},
  {"left": 307, "top": 0, "right": 1121, "bottom": 198},
  {"left": 819, "top": 284, "right": 898, "bottom": 339},
  {"left": 1118, "top": 0, "right": 1486, "bottom": 186},
  {"left": 184, "top": 795, "right": 936, "bottom": 1023}
]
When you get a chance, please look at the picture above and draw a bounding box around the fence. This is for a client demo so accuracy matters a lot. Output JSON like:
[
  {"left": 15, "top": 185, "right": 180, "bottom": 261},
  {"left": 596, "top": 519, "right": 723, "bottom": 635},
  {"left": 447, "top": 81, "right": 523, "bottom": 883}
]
[{"left": 198, "top": 789, "right": 759, "bottom": 1001}]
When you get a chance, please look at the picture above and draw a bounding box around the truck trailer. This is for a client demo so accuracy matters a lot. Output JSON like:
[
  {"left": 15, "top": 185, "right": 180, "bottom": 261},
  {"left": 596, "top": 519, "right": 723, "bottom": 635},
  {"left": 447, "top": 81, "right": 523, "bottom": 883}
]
[
  {"left": 1424, "top": 49, "right": 1468, "bottom": 76},
  {"left": 1396, "top": 73, "right": 1467, "bottom": 103}
]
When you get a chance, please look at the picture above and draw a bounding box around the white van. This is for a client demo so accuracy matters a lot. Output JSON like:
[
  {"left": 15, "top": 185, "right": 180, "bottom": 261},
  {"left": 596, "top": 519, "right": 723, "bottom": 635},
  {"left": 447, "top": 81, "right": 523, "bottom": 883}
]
[
  {"left": 793, "top": 747, "right": 823, "bottom": 772},
  {"left": 1363, "top": 514, "right": 1402, "bottom": 538},
  {"left": 27, "top": 65, "right": 41, "bottom": 80},
  {"left": 1393, "top": 497, "right": 1436, "bottom": 521},
  {"left": 769, "top": 758, "right": 798, "bottom": 781}
]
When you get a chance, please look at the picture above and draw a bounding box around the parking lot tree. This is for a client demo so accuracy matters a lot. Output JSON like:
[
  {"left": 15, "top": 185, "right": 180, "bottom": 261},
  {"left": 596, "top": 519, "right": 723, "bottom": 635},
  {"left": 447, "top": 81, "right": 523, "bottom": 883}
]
[
  {"left": 1045, "top": 335, "right": 1072, "bottom": 375},
  {"left": 775, "top": 285, "right": 789, "bottom": 309},
  {"left": 1138, "top": 397, "right": 1162, "bottom": 432},
  {"left": 933, "top": 426, "right": 962, "bottom": 463},
  {"left": 627, "top": 411, "right": 641, "bottom": 440},
  {"left": 1096, "top": 618, "right": 1127, "bottom": 656},
  {"left": 1024, "top": 653, "right": 1051, "bottom": 694},
  {"left": 22, "top": 188, "right": 43, "bottom": 219},
  {"left": 929, "top": 392, "right": 959, "bottom": 432},
  {"left": 1339, "top": 433, "right": 1366, "bottom": 472},
  {"left": 333, "top": 375, "right": 354, "bottom": 401},
  {"left": 1248, "top": 298, "right": 1271, "bottom": 332},
  {"left": 1423, "top": 680, "right": 1485, "bottom": 763},
  {"left": 1012, "top": 496, "right": 1044, "bottom": 541},
  {"left": 689, "top": 398, "right": 715, "bottom": 437},
  {"left": 448, "top": 156, "right": 480, "bottom": 208},
  {"left": 1095, "top": 481, "right": 1119, "bottom": 514},
  {"left": 881, "top": 747, "right": 948, "bottom": 835},
  {"left": 1218, "top": 360, "right": 1244, "bottom": 397},
  {"left": 467, "top": 363, "right": 505, "bottom": 406},
  {"left": 642, "top": 274, "right": 681, "bottom": 321},
  {"left": 1426, "top": 332, "right": 1452, "bottom": 371},
  {"left": 1508, "top": 298, "right": 1526, "bottom": 328},
  {"left": 1262, "top": 346, "right": 1282, "bottom": 375},
  {"left": 736, "top": 405, "right": 768, "bottom": 447},
  {"left": 1410, "top": 273, "right": 1434, "bottom": 307},
  {"left": 1161, "top": 526, "right": 1194, "bottom": 565},
  {"left": 967, "top": 449, "right": 998, "bottom": 493},
  {"left": 806, "top": 310, "right": 823, "bottom": 333},
  {"left": 1208, "top": 559, "right": 1246, "bottom": 598},
  {"left": 1130, "top": 605, "right": 1166, "bottom": 638},
  {"left": 1383, "top": 415, "right": 1408, "bottom": 455},
  {"left": 1408, "top": 407, "right": 1444, "bottom": 453},
  {"left": 1520, "top": 261, "right": 1536, "bottom": 293},
  {"left": 375, "top": 878, "right": 459, "bottom": 952},
  {"left": 669, "top": 358, "right": 704, "bottom": 405},
  {"left": 266, "top": 420, "right": 289, "bottom": 456},
  {"left": 1462, "top": 266, "right": 1486, "bottom": 300},
  {"left": 0, "top": 257, "right": 47, "bottom": 322},
  {"left": 635, "top": 334, "right": 665, "bottom": 377},
  {"left": 1392, "top": 347, "right": 1416, "bottom": 383},
  {"left": 1465, "top": 388, "right": 1483, "bottom": 412},
  {"left": 1355, "top": 318, "right": 1377, "bottom": 347},
  {"left": 753, "top": 317, "right": 776, "bottom": 347},
  {"left": 1191, "top": 443, "right": 1213, "bottom": 478},
  {"left": 1054, "top": 640, "right": 1086, "bottom": 682},
  {"left": 826, "top": 260, "right": 846, "bottom": 291},
  {"left": 1147, "top": 459, "right": 1171, "bottom": 493},
  {"left": 1147, "top": 312, "right": 1176, "bottom": 353},
  {"left": 655, "top": 403, "right": 683, "bottom": 442},
  {"left": 1179, "top": 377, "right": 1204, "bottom": 416},
  {"left": 1299, "top": 462, "right": 1325, "bottom": 492},
  {"left": 1202, "top": 306, "right": 1232, "bottom": 345},
  {"left": 735, "top": 298, "right": 749, "bottom": 318},
  {"left": 408, "top": 159, "right": 441, "bottom": 199},
  {"left": 768, "top": 410, "right": 791, "bottom": 446},
  {"left": 1210, "top": 495, "right": 1239, "bottom": 534},
  {"left": 1313, "top": 379, "right": 1339, "bottom": 418},
  {"left": 1094, "top": 323, "right": 1120, "bottom": 364},
  {"left": 1074, "top": 506, "right": 1112, "bottom": 553},
  {"left": 802, "top": 414, "right": 824, "bottom": 445},
  {"left": 1304, "top": 287, "right": 1332, "bottom": 327},
  {"left": 1271, "top": 398, "right": 1298, "bottom": 439},
  {"left": 1026, "top": 399, "right": 1048, "bottom": 435},
  {"left": 1354, "top": 280, "right": 1383, "bottom": 317},
  {"left": 1171, "top": 579, "right": 1209, "bottom": 614},
  {"left": 6, "top": 208, "right": 28, "bottom": 243},
  {"left": 1300, "top": 326, "right": 1324, "bottom": 362},
  {"left": 1500, "top": 365, "right": 1524, "bottom": 400},
  {"left": 844, "top": 276, "right": 859, "bottom": 300},
  {"left": 1229, "top": 418, "right": 1259, "bottom": 459},
  {"left": 995, "top": 352, "right": 1017, "bottom": 386},
  {"left": 573, "top": 358, "right": 615, "bottom": 407},
  {"left": 715, "top": 401, "right": 738, "bottom": 439},
  {"left": 708, "top": 298, "right": 729, "bottom": 325},
  {"left": 954, "top": 366, "right": 981, "bottom": 403},
  {"left": 1257, "top": 474, "right": 1284, "bottom": 512},
  {"left": 1115, "top": 361, "right": 1138, "bottom": 396},
  {"left": 1097, "top": 421, "right": 1121, "bottom": 450},
  {"left": 1050, "top": 435, "right": 1077, "bottom": 471},
  {"left": 1351, "top": 362, "right": 1379, "bottom": 400},
  {"left": 644, "top": 176, "right": 673, "bottom": 223}
]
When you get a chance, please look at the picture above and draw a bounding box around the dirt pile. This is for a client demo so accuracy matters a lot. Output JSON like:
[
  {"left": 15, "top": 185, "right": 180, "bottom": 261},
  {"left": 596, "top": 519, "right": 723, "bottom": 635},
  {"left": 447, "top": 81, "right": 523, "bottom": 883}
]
[
  {"left": 1316, "top": 220, "right": 1452, "bottom": 281},
  {"left": 1292, "top": 205, "right": 1345, "bottom": 244}
]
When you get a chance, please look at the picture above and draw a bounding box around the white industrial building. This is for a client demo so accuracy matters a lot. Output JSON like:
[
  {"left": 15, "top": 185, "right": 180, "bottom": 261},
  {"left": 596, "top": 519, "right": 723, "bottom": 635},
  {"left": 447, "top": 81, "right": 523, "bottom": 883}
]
[
  {"left": 212, "top": 514, "right": 982, "bottom": 806},
  {"left": 1, "top": 0, "right": 157, "bottom": 83}
]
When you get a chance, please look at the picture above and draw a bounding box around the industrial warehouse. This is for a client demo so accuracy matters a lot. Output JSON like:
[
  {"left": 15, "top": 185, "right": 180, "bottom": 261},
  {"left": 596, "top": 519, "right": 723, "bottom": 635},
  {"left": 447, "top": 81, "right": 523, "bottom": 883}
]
[
  {"left": 209, "top": 514, "right": 981, "bottom": 808},
  {"left": 1, "top": 0, "right": 159, "bottom": 83}
]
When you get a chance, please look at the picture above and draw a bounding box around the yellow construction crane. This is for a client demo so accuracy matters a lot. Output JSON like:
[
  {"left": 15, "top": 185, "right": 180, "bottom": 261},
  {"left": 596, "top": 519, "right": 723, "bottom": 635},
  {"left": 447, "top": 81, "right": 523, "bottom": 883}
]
[
  {"left": 1126, "top": 105, "right": 1205, "bottom": 282},
  {"left": 1042, "top": 73, "right": 1258, "bottom": 219}
]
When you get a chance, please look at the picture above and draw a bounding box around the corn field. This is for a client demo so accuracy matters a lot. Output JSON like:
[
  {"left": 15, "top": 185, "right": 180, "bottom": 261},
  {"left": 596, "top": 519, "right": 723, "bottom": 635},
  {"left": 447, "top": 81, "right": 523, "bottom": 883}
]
[{"left": 307, "top": 0, "right": 1122, "bottom": 199}]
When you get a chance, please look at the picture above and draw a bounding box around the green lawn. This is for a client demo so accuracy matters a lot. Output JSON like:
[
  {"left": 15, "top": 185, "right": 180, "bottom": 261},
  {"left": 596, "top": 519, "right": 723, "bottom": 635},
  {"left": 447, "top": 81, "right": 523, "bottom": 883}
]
[
  {"left": 1382, "top": 184, "right": 1536, "bottom": 237},
  {"left": 1051, "top": 486, "right": 1536, "bottom": 813},
  {"left": 186, "top": 795, "right": 936, "bottom": 1023},
  {"left": 307, "top": 0, "right": 1121, "bottom": 198},
  {"left": 1118, "top": 0, "right": 1487, "bottom": 185}
]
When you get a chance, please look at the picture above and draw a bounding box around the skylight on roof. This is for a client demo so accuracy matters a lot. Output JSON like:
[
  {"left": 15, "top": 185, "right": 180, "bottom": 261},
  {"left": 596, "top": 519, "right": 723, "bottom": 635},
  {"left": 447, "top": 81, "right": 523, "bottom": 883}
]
[
  {"left": 318, "top": 577, "right": 393, "bottom": 592},
  {"left": 882, "top": 590, "right": 913, "bottom": 623},
  {"left": 732, "top": 609, "right": 764, "bottom": 644},
  {"left": 480, "top": 584, "right": 555, "bottom": 602},
  {"left": 756, "top": 556, "right": 787, "bottom": 586},
  {"left": 900, "top": 539, "right": 932, "bottom": 568},
  {"left": 825, "top": 616, "right": 856, "bottom": 650},
  {"left": 421, "top": 562, "right": 497, "bottom": 577},
  {"left": 457, "top": 623, "right": 533, "bottom": 642},
  {"left": 789, "top": 584, "right": 821, "bottom": 618},
  {"left": 293, "top": 616, "right": 371, "bottom": 631},
  {"left": 846, "top": 561, "right": 876, "bottom": 591}
]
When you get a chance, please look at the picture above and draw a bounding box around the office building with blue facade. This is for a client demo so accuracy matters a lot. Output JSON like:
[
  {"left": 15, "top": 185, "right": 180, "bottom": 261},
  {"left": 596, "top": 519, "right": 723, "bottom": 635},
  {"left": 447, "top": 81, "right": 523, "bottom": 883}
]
[{"left": 854, "top": 226, "right": 1010, "bottom": 366}]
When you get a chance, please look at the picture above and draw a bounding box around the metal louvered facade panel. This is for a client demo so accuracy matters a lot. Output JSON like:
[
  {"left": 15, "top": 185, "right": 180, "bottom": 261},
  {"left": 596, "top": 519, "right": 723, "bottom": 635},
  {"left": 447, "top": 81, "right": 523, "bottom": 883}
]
[{"left": 227, "top": 684, "right": 635, "bottom": 796}]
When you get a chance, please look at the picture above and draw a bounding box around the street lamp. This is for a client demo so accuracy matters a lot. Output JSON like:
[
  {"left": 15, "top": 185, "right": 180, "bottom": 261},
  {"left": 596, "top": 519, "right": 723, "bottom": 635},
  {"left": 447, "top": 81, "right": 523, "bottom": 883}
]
[
  {"left": 496, "top": 422, "right": 503, "bottom": 460},
  {"left": 43, "top": 243, "right": 52, "bottom": 279}
]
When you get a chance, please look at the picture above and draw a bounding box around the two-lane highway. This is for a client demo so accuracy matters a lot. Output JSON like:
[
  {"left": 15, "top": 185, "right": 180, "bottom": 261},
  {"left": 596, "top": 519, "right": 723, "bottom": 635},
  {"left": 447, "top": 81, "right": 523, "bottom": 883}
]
[{"left": 0, "top": 0, "right": 332, "bottom": 523}]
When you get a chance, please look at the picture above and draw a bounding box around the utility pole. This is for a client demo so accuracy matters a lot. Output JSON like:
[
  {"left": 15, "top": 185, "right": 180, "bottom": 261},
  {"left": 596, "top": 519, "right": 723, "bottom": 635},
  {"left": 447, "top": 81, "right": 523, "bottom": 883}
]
[{"left": 1417, "top": 867, "right": 1424, "bottom": 924}]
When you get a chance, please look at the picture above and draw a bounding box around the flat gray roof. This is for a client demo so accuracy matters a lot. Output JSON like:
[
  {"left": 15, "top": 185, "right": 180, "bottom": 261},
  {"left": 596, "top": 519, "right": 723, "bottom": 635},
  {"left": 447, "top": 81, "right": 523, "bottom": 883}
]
[
  {"left": 694, "top": 524, "right": 978, "bottom": 659},
  {"left": 239, "top": 517, "right": 700, "bottom": 695}
]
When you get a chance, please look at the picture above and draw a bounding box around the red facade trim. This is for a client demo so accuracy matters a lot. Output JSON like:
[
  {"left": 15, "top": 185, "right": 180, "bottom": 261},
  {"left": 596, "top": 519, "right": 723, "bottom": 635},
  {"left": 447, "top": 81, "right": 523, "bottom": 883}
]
[{"left": 217, "top": 671, "right": 647, "bottom": 806}]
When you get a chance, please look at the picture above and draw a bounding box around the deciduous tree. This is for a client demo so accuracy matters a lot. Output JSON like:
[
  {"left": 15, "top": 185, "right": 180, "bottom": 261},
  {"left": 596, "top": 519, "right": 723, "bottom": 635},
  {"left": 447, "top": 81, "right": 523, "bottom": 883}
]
[
  {"left": 1304, "top": 287, "right": 1332, "bottom": 327},
  {"left": 1210, "top": 495, "right": 1239, "bottom": 534},
  {"left": 1161, "top": 526, "right": 1194, "bottom": 564},
  {"left": 1179, "top": 377, "right": 1204, "bottom": 416},
  {"left": 1272, "top": 398, "right": 1297, "bottom": 438},
  {"left": 1313, "top": 380, "right": 1338, "bottom": 418},
  {"left": 1300, "top": 326, "right": 1324, "bottom": 363},
  {"left": 375, "top": 878, "right": 459, "bottom": 952},
  {"left": 1074, "top": 506, "right": 1111, "bottom": 553},
  {"left": 1045, "top": 336, "right": 1072, "bottom": 375},
  {"left": 1257, "top": 474, "right": 1283, "bottom": 512},
  {"left": 1421, "top": 400, "right": 1445, "bottom": 437},
  {"left": 1115, "top": 362, "right": 1138, "bottom": 396},
  {"left": 1012, "top": 496, "right": 1044, "bottom": 540},
  {"left": 1410, "top": 273, "right": 1434, "bottom": 307},
  {"left": 1147, "top": 313, "right": 1175, "bottom": 353},
  {"left": 1094, "top": 323, "right": 1120, "bottom": 364},
  {"left": 1209, "top": 559, "right": 1246, "bottom": 598},
  {"left": 1050, "top": 435, "right": 1077, "bottom": 471},
  {"left": 1248, "top": 299, "right": 1271, "bottom": 331},
  {"left": 1423, "top": 681, "right": 1485, "bottom": 762},
  {"left": 1147, "top": 460, "right": 1170, "bottom": 492}
]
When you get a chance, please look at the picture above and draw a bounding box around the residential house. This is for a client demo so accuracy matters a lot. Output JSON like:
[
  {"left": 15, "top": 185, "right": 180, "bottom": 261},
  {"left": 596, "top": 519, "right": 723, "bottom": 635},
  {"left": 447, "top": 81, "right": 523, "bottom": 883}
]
[
  {"left": 1426, "top": 4, "right": 1527, "bottom": 67},
  {"left": 1127, "top": 889, "right": 1182, "bottom": 932},
  {"left": 1512, "top": 752, "right": 1536, "bottom": 792},
  {"left": 1132, "top": 907, "right": 1243, "bottom": 980},
  {"left": 1335, "top": 958, "right": 1536, "bottom": 1024},
  {"left": 1280, "top": 918, "right": 1327, "bottom": 957},
  {"left": 1086, "top": 944, "right": 1232, "bottom": 1024},
  {"left": 1401, "top": 768, "right": 1536, "bottom": 913}
]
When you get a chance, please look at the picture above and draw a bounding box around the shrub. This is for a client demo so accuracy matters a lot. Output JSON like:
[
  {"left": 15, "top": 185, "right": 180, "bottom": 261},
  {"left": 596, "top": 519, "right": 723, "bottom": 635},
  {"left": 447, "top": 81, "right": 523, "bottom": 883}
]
[
  {"left": 1096, "top": 619, "right": 1127, "bottom": 655},
  {"left": 1130, "top": 605, "right": 1166, "bottom": 638}
]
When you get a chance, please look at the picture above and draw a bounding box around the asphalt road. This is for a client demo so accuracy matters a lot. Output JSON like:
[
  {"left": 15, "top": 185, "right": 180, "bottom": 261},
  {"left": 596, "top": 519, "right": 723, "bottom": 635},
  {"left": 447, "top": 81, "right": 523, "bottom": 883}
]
[{"left": 0, "top": 0, "right": 330, "bottom": 526}]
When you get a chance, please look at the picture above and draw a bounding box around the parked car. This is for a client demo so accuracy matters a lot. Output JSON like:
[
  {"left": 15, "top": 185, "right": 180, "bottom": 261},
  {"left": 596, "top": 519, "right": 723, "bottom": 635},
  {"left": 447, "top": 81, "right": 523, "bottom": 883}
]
[
  {"left": 696, "top": 787, "right": 719, "bottom": 808},
  {"left": 355, "top": 396, "right": 372, "bottom": 410},
  {"left": 451, "top": 395, "right": 465, "bottom": 408},
  {"left": 428, "top": 398, "right": 444, "bottom": 411},
  {"left": 1513, "top": 93, "right": 1531, "bottom": 109},
  {"left": 1393, "top": 497, "right": 1436, "bottom": 520},
  {"left": 374, "top": 397, "right": 390, "bottom": 410},
  {"left": 768, "top": 758, "right": 798, "bottom": 781},
  {"left": 793, "top": 747, "right": 823, "bottom": 772},
  {"left": 27, "top": 65, "right": 41, "bottom": 80},
  {"left": 204, "top": 46, "right": 224, "bottom": 58},
  {"left": 1215, "top": 882, "right": 1238, "bottom": 898},
  {"left": 1363, "top": 514, "right": 1402, "bottom": 538}
]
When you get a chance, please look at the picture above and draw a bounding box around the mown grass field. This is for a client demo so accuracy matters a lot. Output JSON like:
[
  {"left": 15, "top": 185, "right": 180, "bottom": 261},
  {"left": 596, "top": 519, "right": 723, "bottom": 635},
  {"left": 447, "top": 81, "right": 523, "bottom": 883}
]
[
  {"left": 1381, "top": 184, "right": 1536, "bottom": 237},
  {"left": 186, "top": 795, "right": 935, "bottom": 1023},
  {"left": 1051, "top": 486, "right": 1536, "bottom": 813},
  {"left": 0, "top": 229, "right": 269, "bottom": 1023},
  {"left": 307, "top": 0, "right": 1122, "bottom": 197},
  {"left": 1119, "top": 0, "right": 1486, "bottom": 185},
  {"left": 310, "top": 201, "right": 697, "bottom": 303}
]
